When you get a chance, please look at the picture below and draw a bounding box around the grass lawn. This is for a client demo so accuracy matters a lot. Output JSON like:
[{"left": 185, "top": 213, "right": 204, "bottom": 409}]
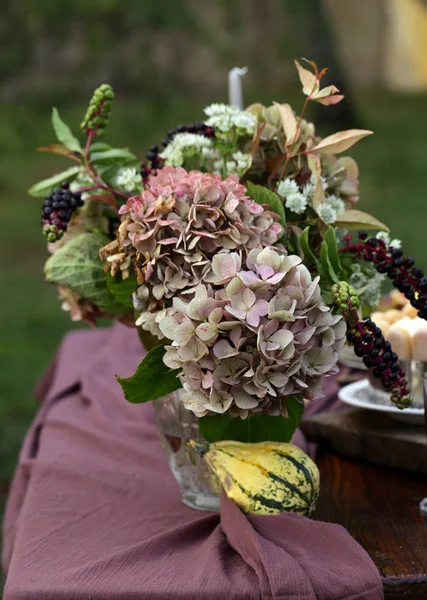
[{"left": 1, "top": 89, "right": 427, "bottom": 577}]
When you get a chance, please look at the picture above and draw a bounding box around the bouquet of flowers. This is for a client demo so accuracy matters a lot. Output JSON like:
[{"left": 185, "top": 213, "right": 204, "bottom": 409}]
[{"left": 31, "top": 59, "right": 423, "bottom": 452}]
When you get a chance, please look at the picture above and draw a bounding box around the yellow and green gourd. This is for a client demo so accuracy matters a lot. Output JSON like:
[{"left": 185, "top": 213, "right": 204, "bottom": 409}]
[{"left": 196, "top": 440, "right": 320, "bottom": 516}]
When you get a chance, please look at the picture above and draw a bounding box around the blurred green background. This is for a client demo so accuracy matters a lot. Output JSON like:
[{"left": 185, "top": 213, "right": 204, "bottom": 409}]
[{"left": 1, "top": 0, "right": 427, "bottom": 585}]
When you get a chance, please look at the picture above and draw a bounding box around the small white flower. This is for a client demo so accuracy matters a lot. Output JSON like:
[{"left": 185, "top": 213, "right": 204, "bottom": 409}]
[
  {"left": 376, "top": 231, "right": 401, "bottom": 249},
  {"left": 285, "top": 192, "right": 307, "bottom": 214},
  {"left": 335, "top": 228, "right": 348, "bottom": 243},
  {"left": 115, "top": 167, "right": 141, "bottom": 192},
  {"left": 302, "top": 182, "right": 315, "bottom": 200},
  {"left": 310, "top": 173, "right": 328, "bottom": 190},
  {"left": 325, "top": 194, "right": 345, "bottom": 214},
  {"left": 317, "top": 203, "right": 337, "bottom": 224},
  {"left": 277, "top": 178, "right": 299, "bottom": 199}
]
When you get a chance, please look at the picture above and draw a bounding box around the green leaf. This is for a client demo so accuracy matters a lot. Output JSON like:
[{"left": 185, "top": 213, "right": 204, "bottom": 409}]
[
  {"left": 199, "top": 396, "right": 304, "bottom": 443},
  {"left": 247, "top": 182, "right": 287, "bottom": 231},
  {"left": 28, "top": 166, "right": 82, "bottom": 197},
  {"left": 117, "top": 345, "right": 182, "bottom": 403},
  {"left": 323, "top": 227, "right": 342, "bottom": 277},
  {"left": 319, "top": 241, "right": 339, "bottom": 284},
  {"left": 90, "top": 148, "right": 136, "bottom": 163},
  {"left": 299, "top": 227, "right": 316, "bottom": 264},
  {"left": 52, "top": 108, "right": 82, "bottom": 153},
  {"left": 44, "top": 232, "right": 125, "bottom": 314},
  {"left": 335, "top": 209, "right": 389, "bottom": 232},
  {"left": 106, "top": 273, "right": 137, "bottom": 309},
  {"left": 89, "top": 142, "right": 111, "bottom": 152}
]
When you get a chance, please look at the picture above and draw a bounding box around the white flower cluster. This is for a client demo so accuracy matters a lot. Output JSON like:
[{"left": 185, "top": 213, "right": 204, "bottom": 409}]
[
  {"left": 69, "top": 172, "right": 96, "bottom": 201},
  {"left": 115, "top": 167, "right": 141, "bottom": 192},
  {"left": 210, "top": 151, "right": 251, "bottom": 177},
  {"left": 159, "top": 133, "right": 213, "bottom": 167},
  {"left": 376, "top": 231, "right": 402, "bottom": 249},
  {"left": 277, "top": 178, "right": 307, "bottom": 215},
  {"left": 204, "top": 103, "right": 256, "bottom": 135},
  {"left": 349, "top": 263, "right": 385, "bottom": 308},
  {"left": 277, "top": 177, "right": 345, "bottom": 223}
]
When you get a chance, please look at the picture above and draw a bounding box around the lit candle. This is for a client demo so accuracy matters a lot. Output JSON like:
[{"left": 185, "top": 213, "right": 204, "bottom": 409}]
[{"left": 228, "top": 67, "right": 248, "bottom": 109}]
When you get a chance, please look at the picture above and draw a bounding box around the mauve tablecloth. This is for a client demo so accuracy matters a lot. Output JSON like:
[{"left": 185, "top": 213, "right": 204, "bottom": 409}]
[{"left": 2, "top": 324, "right": 383, "bottom": 600}]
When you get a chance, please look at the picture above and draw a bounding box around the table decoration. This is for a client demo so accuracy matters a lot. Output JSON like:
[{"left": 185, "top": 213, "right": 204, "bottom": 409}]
[{"left": 29, "top": 58, "right": 427, "bottom": 512}]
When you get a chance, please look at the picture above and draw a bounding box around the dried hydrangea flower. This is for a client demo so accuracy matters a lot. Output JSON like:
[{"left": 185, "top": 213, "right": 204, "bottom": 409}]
[
  {"left": 101, "top": 166, "right": 284, "bottom": 337},
  {"left": 161, "top": 247, "right": 346, "bottom": 418}
]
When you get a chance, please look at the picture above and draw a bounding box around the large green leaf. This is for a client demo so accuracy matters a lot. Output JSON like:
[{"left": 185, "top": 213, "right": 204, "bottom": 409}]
[
  {"left": 299, "top": 227, "right": 316, "bottom": 264},
  {"left": 199, "top": 396, "right": 304, "bottom": 443},
  {"left": 117, "top": 345, "right": 182, "bottom": 403},
  {"left": 106, "top": 273, "right": 137, "bottom": 309},
  {"left": 28, "top": 166, "right": 82, "bottom": 197},
  {"left": 90, "top": 148, "right": 136, "bottom": 163},
  {"left": 323, "top": 227, "right": 342, "bottom": 277},
  {"left": 44, "top": 232, "right": 125, "bottom": 314},
  {"left": 319, "top": 241, "right": 339, "bottom": 284},
  {"left": 246, "top": 182, "right": 287, "bottom": 232},
  {"left": 52, "top": 108, "right": 82, "bottom": 153}
]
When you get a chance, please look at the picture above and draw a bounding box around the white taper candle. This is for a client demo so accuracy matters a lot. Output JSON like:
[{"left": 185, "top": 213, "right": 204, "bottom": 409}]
[{"left": 228, "top": 67, "right": 248, "bottom": 109}]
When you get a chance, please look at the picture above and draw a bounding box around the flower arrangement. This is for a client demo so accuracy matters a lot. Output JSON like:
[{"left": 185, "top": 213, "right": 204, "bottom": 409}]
[{"left": 31, "top": 59, "right": 424, "bottom": 446}]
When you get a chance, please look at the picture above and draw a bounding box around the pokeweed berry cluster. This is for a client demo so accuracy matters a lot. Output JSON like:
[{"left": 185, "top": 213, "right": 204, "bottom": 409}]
[
  {"left": 41, "top": 181, "right": 83, "bottom": 242},
  {"left": 347, "top": 318, "right": 411, "bottom": 409},
  {"left": 331, "top": 281, "right": 360, "bottom": 312},
  {"left": 140, "top": 122, "right": 215, "bottom": 182},
  {"left": 341, "top": 231, "right": 427, "bottom": 320}
]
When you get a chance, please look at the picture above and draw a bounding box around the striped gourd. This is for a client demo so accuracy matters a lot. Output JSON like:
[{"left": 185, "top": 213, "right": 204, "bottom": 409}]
[{"left": 202, "top": 440, "right": 320, "bottom": 516}]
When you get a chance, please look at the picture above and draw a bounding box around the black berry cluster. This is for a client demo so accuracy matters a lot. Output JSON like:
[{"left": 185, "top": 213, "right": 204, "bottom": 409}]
[
  {"left": 347, "top": 318, "right": 411, "bottom": 409},
  {"left": 140, "top": 122, "right": 216, "bottom": 183},
  {"left": 41, "top": 181, "right": 83, "bottom": 242},
  {"left": 341, "top": 231, "right": 427, "bottom": 320}
]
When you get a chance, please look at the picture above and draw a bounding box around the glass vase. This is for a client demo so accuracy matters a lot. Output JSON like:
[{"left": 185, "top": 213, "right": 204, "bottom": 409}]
[{"left": 153, "top": 392, "right": 221, "bottom": 512}]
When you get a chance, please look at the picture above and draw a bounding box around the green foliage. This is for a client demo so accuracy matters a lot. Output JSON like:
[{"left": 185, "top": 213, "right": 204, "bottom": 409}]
[
  {"left": 246, "top": 182, "right": 287, "bottom": 233},
  {"left": 117, "top": 345, "right": 182, "bottom": 403},
  {"left": 44, "top": 233, "right": 125, "bottom": 314},
  {"left": 319, "top": 241, "right": 339, "bottom": 284},
  {"left": 299, "top": 226, "right": 316, "bottom": 264},
  {"left": 51, "top": 108, "right": 82, "bottom": 153},
  {"left": 199, "top": 396, "right": 304, "bottom": 443},
  {"left": 90, "top": 147, "right": 136, "bottom": 163},
  {"left": 323, "top": 227, "right": 342, "bottom": 276},
  {"left": 27, "top": 165, "right": 82, "bottom": 197},
  {"left": 106, "top": 273, "right": 137, "bottom": 309}
]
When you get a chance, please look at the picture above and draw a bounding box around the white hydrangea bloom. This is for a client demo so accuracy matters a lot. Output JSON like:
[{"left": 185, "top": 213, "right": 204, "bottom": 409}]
[
  {"left": 115, "top": 167, "right": 141, "bottom": 192},
  {"left": 204, "top": 103, "right": 256, "bottom": 134},
  {"left": 285, "top": 192, "right": 307, "bottom": 214},
  {"left": 317, "top": 203, "right": 337, "bottom": 224},
  {"left": 277, "top": 178, "right": 299, "bottom": 199},
  {"left": 159, "top": 133, "right": 213, "bottom": 167},
  {"left": 325, "top": 194, "right": 345, "bottom": 214}
]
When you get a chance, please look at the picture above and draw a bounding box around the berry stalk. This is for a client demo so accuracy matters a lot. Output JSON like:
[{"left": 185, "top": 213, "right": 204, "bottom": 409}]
[
  {"left": 346, "top": 318, "right": 412, "bottom": 409},
  {"left": 340, "top": 231, "right": 427, "bottom": 320}
]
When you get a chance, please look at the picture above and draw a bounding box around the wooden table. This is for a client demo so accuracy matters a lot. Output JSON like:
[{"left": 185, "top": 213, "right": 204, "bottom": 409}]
[{"left": 314, "top": 450, "right": 427, "bottom": 599}]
